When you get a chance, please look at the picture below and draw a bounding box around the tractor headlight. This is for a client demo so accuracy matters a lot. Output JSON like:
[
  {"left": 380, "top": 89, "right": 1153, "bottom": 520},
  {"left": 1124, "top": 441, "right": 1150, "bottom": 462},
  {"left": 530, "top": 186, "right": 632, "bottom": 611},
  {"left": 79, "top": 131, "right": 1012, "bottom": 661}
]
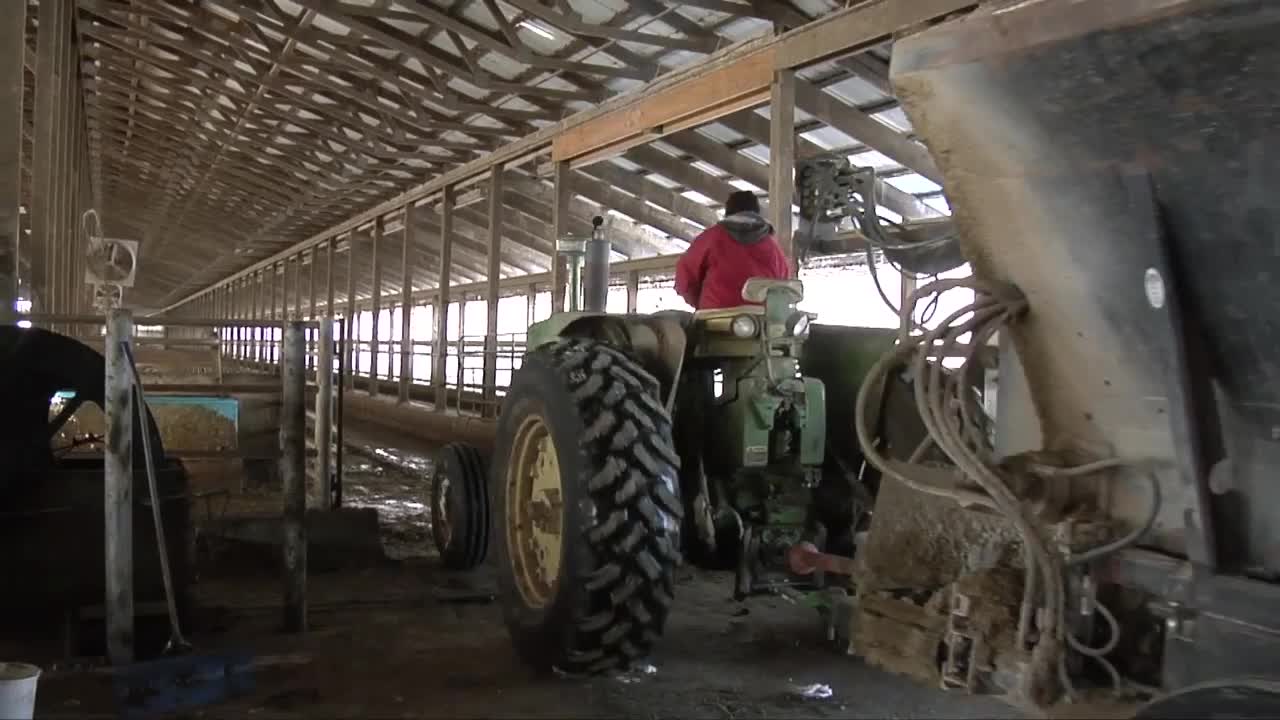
[
  {"left": 787, "top": 312, "right": 811, "bottom": 338},
  {"left": 730, "top": 314, "right": 758, "bottom": 338}
]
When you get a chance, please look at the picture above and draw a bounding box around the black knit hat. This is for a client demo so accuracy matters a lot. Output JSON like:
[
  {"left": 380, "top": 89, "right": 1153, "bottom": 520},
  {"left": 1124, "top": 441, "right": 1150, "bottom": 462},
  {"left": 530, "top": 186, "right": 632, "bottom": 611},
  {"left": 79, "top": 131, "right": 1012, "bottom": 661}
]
[{"left": 725, "top": 190, "right": 760, "bottom": 216}]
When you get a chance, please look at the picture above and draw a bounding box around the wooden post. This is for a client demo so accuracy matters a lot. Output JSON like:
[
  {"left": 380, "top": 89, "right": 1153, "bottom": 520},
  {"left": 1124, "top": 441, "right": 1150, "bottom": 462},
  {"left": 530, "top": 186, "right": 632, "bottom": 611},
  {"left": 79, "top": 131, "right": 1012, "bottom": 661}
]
[
  {"left": 369, "top": 217, "right": 384, "bottom": 396},
  {"left": 456, "top": 292, "right": 466, "bottom": 408},
  {"left": 292, "top": 253, "right": 303, "bottom": 321},
  {"left": 281, "top": 258, "right": 291, "bottom": 322},
  {"left": 550, "top": 160, "right": 571, "bottom": 315},
  {"left": 769, "top": 68, "right": 797, "bottom": 272},
  {"left": 104, "top": 309, "right": 134, "bottom": 664},
  {"left": 399, "top": 203, "right": 415, "bottom": 403},
  {"left": 325, "top": 237, "right": 336, "bottom": 318},
  {"left": 345, "top": 232, "right": 357, "bottom": 391},
  {"left": 33, "top": 0, "right": 72, "bottom": 320},
  {"left": 316, "top": 319, "right": 334, "bottom": 509},
  {"left": 281, "top": 321, "right": 307, "bottom": 632},
  {"left": 626, "top": 270, "right": 640, "bottom": 313},
  {"left": 254, "top": 271, "right": 265, "bottom": 364},
  {"left": 308, "top": 249, "right": 317, "bottom": 319},
  {"left": 0, "top": 6, "right": 23, "bottom": 323},
  {"left": 433, "top": 188, "right": 454, "bottom": 412},
  {"left": 271, "top": 263, "right": 282, "bottom": 369},
  {"left": 483, "top": 168, "right": 503, "bottom": 415},
  {"left": 526, "top": 282, "right": 537, "bottom": 327}
]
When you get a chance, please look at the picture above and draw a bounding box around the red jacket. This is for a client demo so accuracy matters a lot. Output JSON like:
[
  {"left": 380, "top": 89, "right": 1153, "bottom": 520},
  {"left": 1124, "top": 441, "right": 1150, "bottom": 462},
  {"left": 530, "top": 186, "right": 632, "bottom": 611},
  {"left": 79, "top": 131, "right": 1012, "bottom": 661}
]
[{"left": 675, "top": 213, "right": 792, "bottom": 310}]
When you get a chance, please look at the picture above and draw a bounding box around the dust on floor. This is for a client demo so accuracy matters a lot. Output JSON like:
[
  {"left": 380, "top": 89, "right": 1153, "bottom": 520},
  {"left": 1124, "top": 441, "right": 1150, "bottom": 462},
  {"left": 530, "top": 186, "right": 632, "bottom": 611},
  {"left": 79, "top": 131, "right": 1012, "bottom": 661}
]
[
  {"left": 34, "top": 561, "right": 1028, "bottom": 720},
  {"left": 28, "top": 430, "right": 1031, "bottom": 719}
]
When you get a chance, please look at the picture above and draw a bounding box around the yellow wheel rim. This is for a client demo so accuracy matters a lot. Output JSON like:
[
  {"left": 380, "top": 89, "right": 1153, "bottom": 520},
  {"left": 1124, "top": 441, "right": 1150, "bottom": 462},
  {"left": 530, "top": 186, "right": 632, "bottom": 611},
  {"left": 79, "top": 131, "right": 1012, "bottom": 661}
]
[{"left": 506, "top": 412, "right": 564, "bottom": 608}]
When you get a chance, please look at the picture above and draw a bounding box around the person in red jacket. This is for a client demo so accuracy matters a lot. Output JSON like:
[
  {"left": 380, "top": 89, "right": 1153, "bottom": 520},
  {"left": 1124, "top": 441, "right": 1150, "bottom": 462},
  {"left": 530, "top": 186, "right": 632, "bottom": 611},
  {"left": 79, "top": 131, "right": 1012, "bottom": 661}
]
[{"left": 675, "top": 191, "right": 792, "bottom": 310}]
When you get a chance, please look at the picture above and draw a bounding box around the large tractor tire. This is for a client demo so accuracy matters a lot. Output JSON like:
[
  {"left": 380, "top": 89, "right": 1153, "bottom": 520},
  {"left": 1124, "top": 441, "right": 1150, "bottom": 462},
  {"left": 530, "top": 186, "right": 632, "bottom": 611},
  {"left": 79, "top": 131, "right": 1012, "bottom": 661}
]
[
  {"left": 493, "top": 338, "right": 683, "bottom": 675},
  {"left": 431, "top": 442, "right": 491, "bottom": 570}
]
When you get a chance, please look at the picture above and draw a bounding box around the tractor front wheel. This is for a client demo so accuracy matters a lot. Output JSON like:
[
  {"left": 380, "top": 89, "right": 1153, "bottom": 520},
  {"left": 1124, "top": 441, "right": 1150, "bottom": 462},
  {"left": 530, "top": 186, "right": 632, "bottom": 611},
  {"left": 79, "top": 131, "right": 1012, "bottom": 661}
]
[
  {"left": 493, "top": 338, "right": 683, "bottom": 674},
  {"left": 431, "top": 442, "right": 491, "bottom": 570}
]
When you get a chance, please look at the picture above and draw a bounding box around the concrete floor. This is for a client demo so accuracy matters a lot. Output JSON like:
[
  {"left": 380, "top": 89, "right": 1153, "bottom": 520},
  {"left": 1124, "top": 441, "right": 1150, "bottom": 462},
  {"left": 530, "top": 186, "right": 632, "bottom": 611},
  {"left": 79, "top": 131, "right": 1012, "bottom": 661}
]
[
  {"left": 27, "top": 422, "right": 1030, "bottom": 718},
  {"left": 35, "top": 566, "right": 1027, "bottom": 720}
]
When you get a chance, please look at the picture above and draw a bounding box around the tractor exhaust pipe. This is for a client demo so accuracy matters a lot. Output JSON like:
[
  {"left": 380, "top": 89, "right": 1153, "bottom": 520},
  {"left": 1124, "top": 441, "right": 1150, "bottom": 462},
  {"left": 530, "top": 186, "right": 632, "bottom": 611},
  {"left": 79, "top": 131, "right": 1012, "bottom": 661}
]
[{"left": 583, "top": 215, "right": 610, "bottom": 313}]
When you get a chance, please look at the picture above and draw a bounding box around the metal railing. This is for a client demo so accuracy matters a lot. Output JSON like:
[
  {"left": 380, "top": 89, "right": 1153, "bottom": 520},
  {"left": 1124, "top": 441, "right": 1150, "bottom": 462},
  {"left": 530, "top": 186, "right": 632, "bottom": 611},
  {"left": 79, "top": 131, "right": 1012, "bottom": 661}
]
[
  {"left": 233, "top": 323, "right": 530, "bottom": 419},
  {"left": 21, "top": 311, "right": 344, "bottom": 507}
]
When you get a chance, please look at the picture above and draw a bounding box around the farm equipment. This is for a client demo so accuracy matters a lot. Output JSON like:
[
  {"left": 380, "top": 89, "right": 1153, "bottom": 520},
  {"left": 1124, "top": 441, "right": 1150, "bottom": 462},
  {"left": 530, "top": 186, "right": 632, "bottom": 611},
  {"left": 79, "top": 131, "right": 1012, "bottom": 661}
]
[
  {"left": 430, "top": 216, "right": 916, "bottom": 675},
  {"left": 432, "top": 1, "right": 1280, "bottom": 711},
  {"left": 0, "top": 326, "right": 192, "bottom": 659},
  {"left": 820, "top": 0, "right": 1280, "bottom": 714}
]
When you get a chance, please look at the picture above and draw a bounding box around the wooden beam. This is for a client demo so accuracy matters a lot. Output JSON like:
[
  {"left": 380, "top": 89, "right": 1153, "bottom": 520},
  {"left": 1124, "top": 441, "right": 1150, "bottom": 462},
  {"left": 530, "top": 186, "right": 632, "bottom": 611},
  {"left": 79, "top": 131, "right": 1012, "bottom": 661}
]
[
  {"left": 345, "top": 232, "right": 357, "bottom": 391},
  {"left": 579, "top": 161, "right": 720, "bottom": 231},
  {"left": 550, "top": 161, "right": 570, "bottom": 316},
  {"left": 719, "top": 110, "right": 939, "bottom": 220},
  {"left": 308, "top": 248, "right": 318, "bottom": 319},
  {"left": 773, "top": 0, "right": 977, "bottom": 70},
  {"left": 369, "top": 217, "right": 384, "bottom": 396},
  {"left": 504, "top": 0, "right": 720, "bottom": 53},
  {"left": 325, "top": 237, "right": 335, "bottom": 317},
  {"left": 433, "top": 186, "right": 454, "bottom": 411},
  {"left": 620, "top": 145, "right": 740, "bottom": 210},
  {"left": 483, "top": 169, "right": 503, "bottom": 414},
  {"left": 770, "top": 68, "right": 796, "bottom": 267},
  {"left": 794, "top": 80, "right": 941, "bottom": 184},
  {"left": 398, "top": 203, "right": 415, "bottom": 403},
  {"left": 553, "top": 48, "right": 775, "bottom": 163},
  {"left": 571, "top": 172, "right": 696, "bottom": 242},
  {"left": 169, "top": 0, "right": 979, "bottom": 312}
]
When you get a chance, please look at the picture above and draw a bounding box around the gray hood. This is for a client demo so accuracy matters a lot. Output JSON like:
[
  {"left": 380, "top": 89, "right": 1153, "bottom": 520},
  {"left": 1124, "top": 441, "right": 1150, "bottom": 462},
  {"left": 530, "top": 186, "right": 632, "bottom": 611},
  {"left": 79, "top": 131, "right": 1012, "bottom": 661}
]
[{"left": 719, "top": 211, "right": 773, "bottom": 245}]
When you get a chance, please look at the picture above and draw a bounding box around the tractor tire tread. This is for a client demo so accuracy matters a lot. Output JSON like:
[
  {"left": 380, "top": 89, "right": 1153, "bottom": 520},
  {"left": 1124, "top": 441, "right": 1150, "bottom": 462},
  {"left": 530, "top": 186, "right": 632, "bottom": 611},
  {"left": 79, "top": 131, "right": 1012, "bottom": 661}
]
[
  {"left": 432, "top": 442, "right": 490, "bottom": 570},
  {"left": 540, "top": 337, "right": 680, "bottom": 674}
]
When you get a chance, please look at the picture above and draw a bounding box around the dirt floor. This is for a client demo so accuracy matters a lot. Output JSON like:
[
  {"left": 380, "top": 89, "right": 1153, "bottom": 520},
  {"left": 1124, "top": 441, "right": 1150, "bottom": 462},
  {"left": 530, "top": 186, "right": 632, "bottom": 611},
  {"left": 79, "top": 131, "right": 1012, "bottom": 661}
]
[{"left": 25, "top": 428, "right": 1034, "bottom": 719}]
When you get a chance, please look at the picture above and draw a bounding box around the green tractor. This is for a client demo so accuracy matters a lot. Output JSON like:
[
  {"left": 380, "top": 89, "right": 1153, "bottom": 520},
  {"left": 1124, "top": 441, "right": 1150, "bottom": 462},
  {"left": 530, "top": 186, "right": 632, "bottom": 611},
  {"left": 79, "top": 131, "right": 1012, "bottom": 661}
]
[{"left": 430, "top": 215, "right": 898, "bottom": 675}]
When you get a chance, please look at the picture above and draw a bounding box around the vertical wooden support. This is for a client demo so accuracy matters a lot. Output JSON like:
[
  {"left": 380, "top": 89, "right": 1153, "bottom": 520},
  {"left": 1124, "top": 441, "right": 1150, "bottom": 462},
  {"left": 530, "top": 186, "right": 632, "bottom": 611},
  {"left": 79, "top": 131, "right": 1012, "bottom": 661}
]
[
  {"left": 626, "top": 270, "right": 640, "bottom": 313},
  {"left": 550, "top": 160, "right": 571, "bottom": 315},
  {"left": 316, "top": 319, "right": 334, "bottom": 510},
  {"left": 55, "top": 32, "right": 71, "bottom": 316},
  {"left": 240, "top": 278, "right": 250, "bottom": 360},
  {"left": 345, "top": 233, "right": 357, "bottom": 391},
  {"left": 230, "top": 282, "right": 239, "bottom": 359},
  {"left": 1, "top": 6, "right": 21, "bottom": 324},
  {"left": 292, "top": 253, "right": 303, "bottom": 321},
  {"left": 254, "top": 271, "right": 265, "bottom": 363},
  {"left": 270, "top": 262, "right": 281, "bottom": 367},
  {"left": 325, "top": 238, "right": 336, "bottom": 318},
  {"left": 104, "top": 309, "right": 134, "bottom": 664},
  {"left": 232, "top": 284, "right": 239, "bottom": 358},
  {"left": 769, "top": 68, "right": 797, "bottom": 271},
  {"left": 433, "top": 188, "right": 454, "bottom": 412},
  {"left": 399, "top": 203, "right": 415, "bottom": 403},
  {"left": 283, "top": 258, "right": 293, "bottom": 320},
  {"left": 456, "top": 293, "right": 466, "bottom": 403},
  {"left": 304, "top": 251, "right": 314, "bottom": 320},
  {"left": 33, "top": 0, "right": 69, "bottom": 317},
  {"left": 483, "top": 168, "right": 503, "bottom": 415},
  {"left": 369, "top": 217, "right": 384, "bottom": 395},
  {"left": 214, "top": 289, "right": 224, "bottom": 382},
  {"left": 525, "top": 282, "right": 537, "bottom": 328},
  {"left": 281, "top": 321, "right": 307, "bottom": 633}
]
